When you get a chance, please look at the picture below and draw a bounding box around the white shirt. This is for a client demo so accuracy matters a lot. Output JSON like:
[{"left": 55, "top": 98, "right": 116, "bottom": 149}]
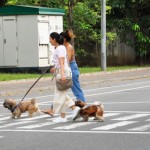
[{"left": 53, "top": 45, "right": 68, "bottom": 68}]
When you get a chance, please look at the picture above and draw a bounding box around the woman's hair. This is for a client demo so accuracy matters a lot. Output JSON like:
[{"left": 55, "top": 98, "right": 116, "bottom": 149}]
[
  {"left": 60, "top": 30, "right": 75, "bottom": 42},
  {"left": 50, "top": 32, "right": 64, "bottom": 45}
]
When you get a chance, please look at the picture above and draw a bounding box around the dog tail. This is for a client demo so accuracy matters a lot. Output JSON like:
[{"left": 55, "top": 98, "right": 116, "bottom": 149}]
[{"left": 31, "top": 98, "right": 36, "bottom": 105}]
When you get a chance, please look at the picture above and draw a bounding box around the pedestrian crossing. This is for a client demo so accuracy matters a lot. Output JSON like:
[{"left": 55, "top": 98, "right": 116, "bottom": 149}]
[{"left": 0, "top": 112, "right": 150, "bottom": 133}]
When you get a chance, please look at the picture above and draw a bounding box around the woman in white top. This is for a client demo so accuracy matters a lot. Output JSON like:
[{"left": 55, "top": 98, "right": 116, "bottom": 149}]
[{"left": 49, "top": 32, "right": 80, "bottom": 123}]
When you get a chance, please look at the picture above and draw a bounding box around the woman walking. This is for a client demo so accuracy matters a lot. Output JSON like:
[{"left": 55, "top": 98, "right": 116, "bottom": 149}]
[
  {"left": 60, "top": 30, "right": 86, "bottom": 103},
  {"left": 48, "top": 32, "right": 80, "bottom": 123}
]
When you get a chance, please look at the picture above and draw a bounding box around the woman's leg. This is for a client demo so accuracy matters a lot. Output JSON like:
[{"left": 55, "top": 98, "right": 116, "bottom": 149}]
[
  {"left": 53, "top": 86, "right": 66, "bottom": 114},
  {"left": 71, "top": 73, "right": 86, "bottom": 102},
  {"left": 52, "top": 86, "right": 68, "bottom": 122},
  {"left": 70, "top": 62, "right": 86, "bottom": 102},
  {"left": 65, "top": 95, "right": 81, "bottom": 120}
]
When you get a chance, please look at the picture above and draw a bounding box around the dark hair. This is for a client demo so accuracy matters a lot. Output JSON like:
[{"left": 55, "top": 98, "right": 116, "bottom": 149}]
[
  {"left": 60, "top": 30, "right": 75, "bottom": 42},
  {"left": 50, "top": 32, "right": 64, "bottom": 45}
]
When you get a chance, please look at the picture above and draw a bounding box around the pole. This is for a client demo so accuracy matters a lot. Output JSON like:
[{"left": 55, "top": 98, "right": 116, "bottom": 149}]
[{"left": 101, "top": 0, "right": 106, "bottom": 71}]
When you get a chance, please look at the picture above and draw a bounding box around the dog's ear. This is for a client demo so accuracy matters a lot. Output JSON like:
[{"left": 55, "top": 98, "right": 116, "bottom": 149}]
[
  {"left": 6, "top": 98, "right": 17, "bottom": 105},
  {"left": 75, "top": 100, "right": 85, "bottom": 108}
]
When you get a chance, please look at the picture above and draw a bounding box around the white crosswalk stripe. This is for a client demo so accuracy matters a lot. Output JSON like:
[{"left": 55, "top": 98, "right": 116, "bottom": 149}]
[
  {"left": 17, "top": 114, "right": 51, "bottom": 121},
  {"left": 18, "top": 122, "right": 56, "bottom": 129},
  {"left": 112, "top": 114, "right": 150, "bottom": 120},
  {"left": 15, "top": 113, "right": 122, "bottom": 130},
  {"left": 0, "top": 112, "right": 150, "bottom": 132},
  {"left": 54, "top": 122, "right": 96, "bottom": 130},
  {"left": 0, "top": 116, "right": 11, "bottom": 121},
  {"left": 92, "top": 121, "right": 137, "bottom": 130},
  {"left": 129, "top": 124, "right": 150, "bottom": 131},
  {"left": 0, "top": 121, "right": 36, "bottom": 128},
  {"left": 17, "top": 115, "right": 72, "bottom": 129},
  {"left": 104, "top": 113, "right": 121, "bottom": 117}
]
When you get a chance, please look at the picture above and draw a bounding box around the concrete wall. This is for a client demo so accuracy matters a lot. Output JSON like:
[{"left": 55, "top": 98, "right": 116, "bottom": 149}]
[{"left": 107, "top": 37, "right": 136, "bottom": 66}]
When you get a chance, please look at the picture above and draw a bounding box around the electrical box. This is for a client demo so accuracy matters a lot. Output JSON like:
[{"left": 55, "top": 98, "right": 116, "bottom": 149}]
[{"left": 0, "top": 5, "right": 65, "bottom": 70}]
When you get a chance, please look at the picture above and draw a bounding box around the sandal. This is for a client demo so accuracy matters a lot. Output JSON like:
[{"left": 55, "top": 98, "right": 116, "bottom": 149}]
[{"left": 41, "top": 109, "right": 54, "bottom": 117}]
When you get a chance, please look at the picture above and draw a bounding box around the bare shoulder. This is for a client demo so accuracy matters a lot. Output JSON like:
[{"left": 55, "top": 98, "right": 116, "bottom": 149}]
[{"left": 67, "top": 44, "right": 74, "bottom": 51}]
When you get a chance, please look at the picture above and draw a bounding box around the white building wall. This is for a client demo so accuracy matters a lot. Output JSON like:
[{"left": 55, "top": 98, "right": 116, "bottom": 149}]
[
  {"left": 17, "top": 15, "right": 39, "bottom": 67},
  {"left": 0, "top": 17, "right": 3, "bottom": 66},
  {"left": 48, "top": 16, "right": 63, "bottom": 65},
  {"left": 38, "top": 15, "right": 49, "bottom": 67},
  {"left": 0, "top": 14, "right": 64, "bottom": 68}
]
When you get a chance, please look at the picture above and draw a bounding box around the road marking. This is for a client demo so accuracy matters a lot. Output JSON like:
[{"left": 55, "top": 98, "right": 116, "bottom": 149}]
[
  {"left": 85, "top": 85, "right": 150, "bottom": 97},
  {"left": 129, "top": 124, "right": 150, "bottom": 131},
  {"left": 0, "top": 116, "right": 11, "bottom": 121},
  {"left": 145, "top": 119, "right": 150, "bottom": 121},
  {"left": 0, "top": 121, "right": 36, "bottom": 128},
  {"left": 106, "top": 111, "right": 150, "bottom": 114},
  {"left": 104, "top": 113, "right": 121, "bottom": 117},
  {"left": 103, "top": 101, "right": 150, "bottom": 104},
  {"left": 92, "top": 121, "right": 136, "bottom": 130},
  {"left": 1, "top": 129, "right": 150, "bottom": 135},
  {"left": 0, "top": 121, "right": 6, "bottom": 124},
  {"left": 16, "top": 114, "right": 51, "bottom": 121},
  {"left": 54, "top": 122, "right": 96, "bottom": 130},
  {"left": 15, "top": 113, "right": 118, "bottom": 129},
  {"left": 112, "top": 114, "right": 150, "bottom": 121},
  {"left": 18, "top": 115, "right": 72, "bottom": 129},
  {"left": 0, "top": 112, "right": 149, "bottom": 133},
  {"left": 18, "top": 122, "right": 56, "bottom": 129}
]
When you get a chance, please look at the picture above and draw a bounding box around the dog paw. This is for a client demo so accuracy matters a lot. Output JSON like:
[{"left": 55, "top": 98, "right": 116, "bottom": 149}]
[{"left": 11, "top": 116, "right": 15, "bottom": 119}]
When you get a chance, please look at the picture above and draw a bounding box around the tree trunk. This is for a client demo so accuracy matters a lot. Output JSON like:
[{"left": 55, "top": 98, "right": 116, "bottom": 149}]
[{"left": 68, "top": 0, "right": 75, "bottom": 46}]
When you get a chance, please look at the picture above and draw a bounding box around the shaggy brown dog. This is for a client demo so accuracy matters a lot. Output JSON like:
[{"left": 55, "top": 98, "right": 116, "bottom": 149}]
[
  {"left": 74, "top": 100, "right": 104, "bottom": 122},
  {"left": 3, "top": 98, "right": 41, "bottom": 118}
]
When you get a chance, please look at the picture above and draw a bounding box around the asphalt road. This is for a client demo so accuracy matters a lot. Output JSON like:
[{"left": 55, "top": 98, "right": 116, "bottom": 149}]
[{"left": 0, "top": 69, "right": 150, "bottom": 150}]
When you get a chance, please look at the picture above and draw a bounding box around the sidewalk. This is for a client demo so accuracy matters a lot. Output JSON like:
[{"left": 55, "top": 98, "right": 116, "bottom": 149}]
[{"left": 0, "top": 67, "right": 150, "bottom": 96}]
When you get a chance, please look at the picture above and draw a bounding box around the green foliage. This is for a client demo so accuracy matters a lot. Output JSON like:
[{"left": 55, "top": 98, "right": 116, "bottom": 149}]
[
  {"left": 7, "top": 0, "right": 17, "bottom": 4},
  {"left": 108, "top": 0, "right": 150, "bottom": 64}
]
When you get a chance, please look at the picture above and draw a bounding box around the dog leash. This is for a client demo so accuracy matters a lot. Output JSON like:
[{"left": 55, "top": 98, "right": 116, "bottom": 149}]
[
  {"left": 21, "top": 65, "right": 54, "bottom": 102},
  {"left": 9, "top": 65, "right": 54, "bottom": 113}
]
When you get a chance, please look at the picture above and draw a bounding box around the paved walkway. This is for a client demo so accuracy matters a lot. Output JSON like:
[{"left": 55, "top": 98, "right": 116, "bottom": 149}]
[{"left": 0, "top": 67, "right": 150, "bottom": 96}]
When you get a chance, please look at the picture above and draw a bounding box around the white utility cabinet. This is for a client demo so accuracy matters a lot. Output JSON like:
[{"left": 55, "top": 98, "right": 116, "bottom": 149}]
[{"left": 0, "top": 5, "right": 65, "bottom": 70}]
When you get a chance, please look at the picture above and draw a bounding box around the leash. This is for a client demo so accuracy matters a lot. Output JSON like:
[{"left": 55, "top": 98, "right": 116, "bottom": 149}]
[
  {"left": 1, "top": 65, "right": 54, "bottom": 113},
  {"left": 10, "top": 65, "right": 54, "bottom": 113},
  {"left": 21, "top": 66, "right": 52, "bottom": 102}
]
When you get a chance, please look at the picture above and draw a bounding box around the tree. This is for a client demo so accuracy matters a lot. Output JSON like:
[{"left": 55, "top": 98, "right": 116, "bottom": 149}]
[
  {"left": 0, "top": 0, "right": 8, "bottom": 6},
  {"left": 107, "top": 0, "right": 150, "bottom": 65}
]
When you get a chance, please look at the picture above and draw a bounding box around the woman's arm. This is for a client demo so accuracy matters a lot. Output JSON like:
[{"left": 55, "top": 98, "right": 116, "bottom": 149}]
[{"left": 59, "top": 57, "right": 65, "bottom": 80}]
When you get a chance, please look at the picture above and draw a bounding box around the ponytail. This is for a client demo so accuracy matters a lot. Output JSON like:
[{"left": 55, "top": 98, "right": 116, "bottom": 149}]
[{"left": 60, "top": 30, "right": 75, "bottom": 42}]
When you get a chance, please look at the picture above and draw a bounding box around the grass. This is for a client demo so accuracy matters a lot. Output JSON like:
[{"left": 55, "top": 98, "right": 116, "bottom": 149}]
[
  {"left": 0, "top": 65, "right": 149, "bottom": 81},
  {"left": 79, "top": 65, "right": 147, "bottom": 73}
]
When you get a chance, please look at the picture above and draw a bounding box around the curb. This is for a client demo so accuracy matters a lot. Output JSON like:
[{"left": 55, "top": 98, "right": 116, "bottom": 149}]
[{"left": 0, "top": 67, "right": 150, "bottom": 85}]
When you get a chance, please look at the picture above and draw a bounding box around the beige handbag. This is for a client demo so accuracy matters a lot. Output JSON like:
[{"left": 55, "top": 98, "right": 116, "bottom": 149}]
[{"left": 55, "top": 67, "right": 72, "bottom": 91}]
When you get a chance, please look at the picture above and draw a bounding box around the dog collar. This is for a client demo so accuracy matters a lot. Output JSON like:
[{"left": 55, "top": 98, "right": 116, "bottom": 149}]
[{"left": 11, "top": 104, "right": 18, "bottom": 113}]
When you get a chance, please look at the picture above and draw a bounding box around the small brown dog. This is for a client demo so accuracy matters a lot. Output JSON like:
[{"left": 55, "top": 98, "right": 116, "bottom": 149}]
[
  {"left": 3, "top": 98, "right": 41, "bottom": 118},
  {"left": 74, "top": 100, "right": 104, "bottom": 122}
]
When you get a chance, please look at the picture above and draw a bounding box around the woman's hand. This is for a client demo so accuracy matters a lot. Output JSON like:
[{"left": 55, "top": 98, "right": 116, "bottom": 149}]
[
  {"left": 61, "top": 76, "right": 66, "bottom": 81},
  {"left": 50, "top": 67, "right": 55, "bottom": 73}
]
